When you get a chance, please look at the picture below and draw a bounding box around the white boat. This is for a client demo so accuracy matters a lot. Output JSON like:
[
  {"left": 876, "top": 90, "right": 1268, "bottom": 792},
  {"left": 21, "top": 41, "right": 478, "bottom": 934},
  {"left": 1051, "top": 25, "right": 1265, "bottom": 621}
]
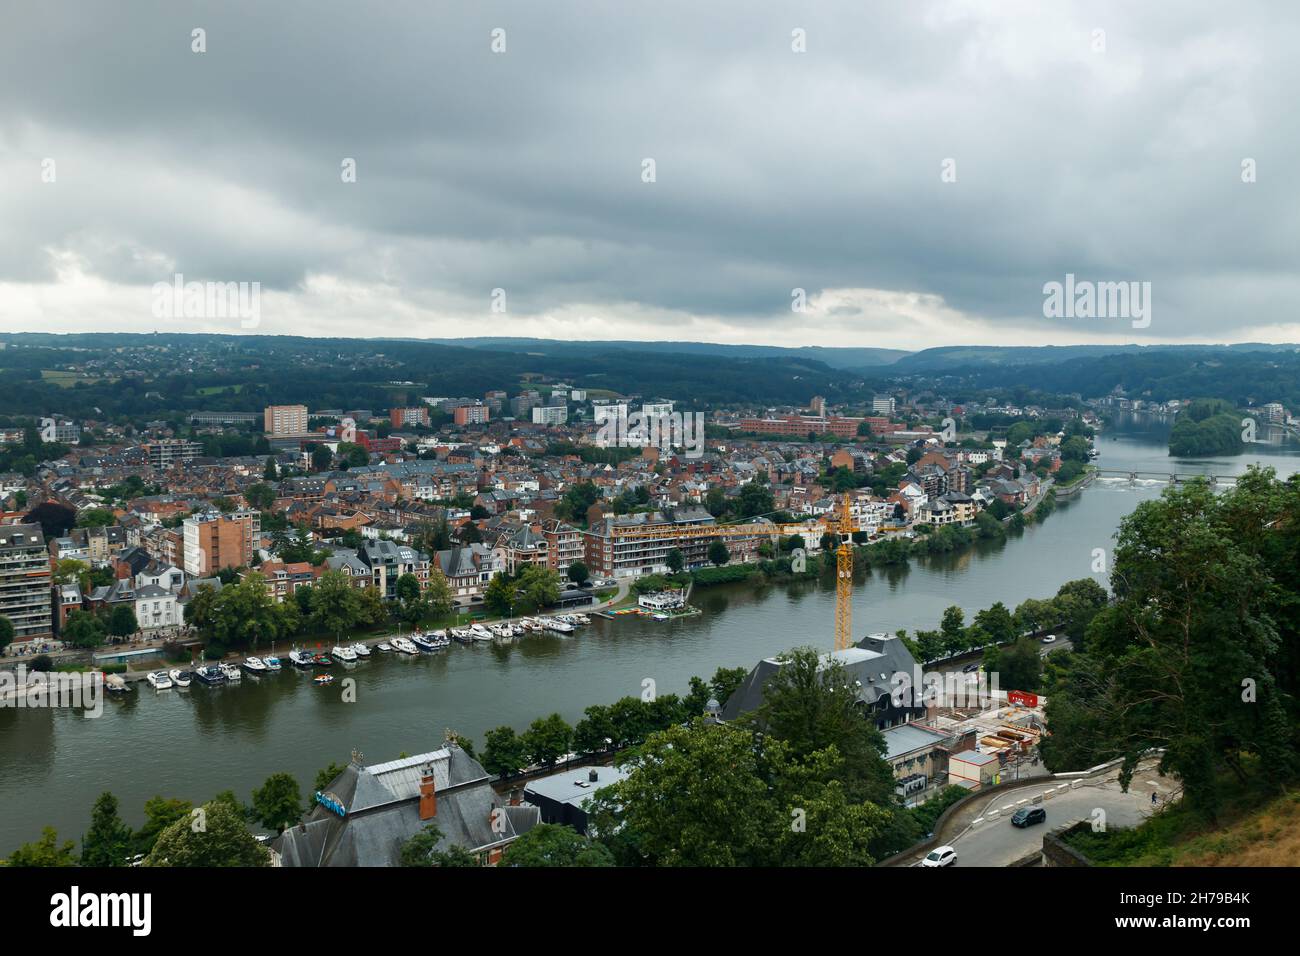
[
  {"left": 146, "top": 671, "right": 174, "bottom": 690},
  {"left": 410, "top": 632, "right": 437, "bottom": 652},
  {"left": 219, "top": 663, "right": 242, "bottom": 682},
  {"left": 391, "top": 637, "right": 419, "bottom": 655},
  {"left": 428, "top": 630, "right": 451, "bottom": 649},
  {"left": 376, "top": 642, "right": 392, "bottom": 652},
  {"left": 489, "top": 623, "right": 513, "bottom": 639},
  {"left": 351, "top": 642, "right": 371, "bottom": 658},
  {"left": 450, "top": 627, "right": 474, "bottom": 644},
  {"left": 545, "top": 619, "right": 575, "bottom": 634},
  {"left": 168, "top": 668, "right": 192, "bottom": 688},
  {"left": 331, "top": 645, "right": 358, "bottom": 663},
  {"left": 515, "top": 617, "right": 536, "bottom": 632},
  {"left": 263, "top": 656, "right": 282, "bottom": 671},
  {"left": 288, "top": 649, "right": 314, "bottom": 668},
  {"left": 470, "top": 624, "right": 493, "bottom": 642},
  {"left": 573, "top": 613, "right": 591, "bottom": 625},
  {"left": 242, "top": 657, "right": 268, "bottom": 675}
]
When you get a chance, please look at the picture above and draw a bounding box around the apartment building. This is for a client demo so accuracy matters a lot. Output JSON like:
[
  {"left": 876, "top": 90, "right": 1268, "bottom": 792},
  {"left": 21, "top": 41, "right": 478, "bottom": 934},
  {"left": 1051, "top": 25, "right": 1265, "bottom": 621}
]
[
  {"left": 531, "top": 406, "right": 568, "bottom": 426},
  {"left": 391, "top": 406, "right": 431, "bottom": 428},
  {"left": 359, "top": 539, "right": 431, "bottom": 599},
  {"left": 264, "top": 404, "right": 310, "bottom": 437},
  {"left": 542, "top": 520, "right": 584, "bottom": 574},
  {"left": 182, "top": 511, "right": 259, "bottom": 576},
  {"left": 145, "top": 439, "right": 204, "bottom": 469},
  {"left": 583, "top": 506, "right": 718, "bottom": 579},
  {"left": 453, "top": 403, "right": 490, "bottom": 426},
  {"left": 738, "top": 413, "right": 865, "bottom": 438},
  {"left": 0, "top": 524, "right": 53, "bottom": 641}
]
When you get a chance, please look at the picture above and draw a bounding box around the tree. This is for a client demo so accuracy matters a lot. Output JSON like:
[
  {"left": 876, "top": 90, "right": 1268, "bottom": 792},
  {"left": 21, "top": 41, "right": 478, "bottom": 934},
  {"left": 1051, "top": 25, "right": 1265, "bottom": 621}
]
[
  {"left": 983, "top": 636, "right": 1042, "bottom": 693},
  {"left": 132, "top": 796, "right": 193, "bottom": 857},
  {"left": 7, "top": 827, "right": 78, "bottom": 867},
  {"left": 251, "top": 773, "right": 304, "bottom": 834},
  {"left": 108, "top": 604, "right": 138, "bottom": 640},
  {"left": 80, "top": 792, "right": 132, "bottom": 867},
  {"left": 566, "top": 561, "right": 590, "bottom": 586},
  {"left": 939, "top": 605, "right": 966, "bottom": 656},
  {"left": 307, "top": 569, "right": 364, "bottom": 635},
  {"left": 482, "top": 726, "right": 528, "bottom": 779},
  {"left": 664, "top": 548, "right": 685, "bottom": 573},
  {"left": 76, "top": 507, "right": 117, "bottom": 529},
  {"left": 399, "top": 823, "right": 479, "bottom": 867},
  {"left": 973, "top": 601, "right": 1016, "bottom": 646},
  {"left": 522, "top": 713, "right": 574, "bottom": 768},
  {"left": 310, "top": 445, "right": 333, "bottom": 472},
  {"left": 144, "top": 799, "right": 270, "bottom": 867},
  {"left": 745, "top": 646, "right": 896, "bottom": 806},
  {"left": 313, "top": 762, "right": 347, "bottom": 794},
  {"left": 245, "top": 482, "right": 275, "bottom": 510},
  {"left": 707, "top": 540, "right": 730, "bottom": 567},
  {"left": 500, "top": 824, "right": 614, "bottom": 867},
  {"left": 61, "top": 609, "right": 107, "bottom": 648},
  {"left": 0, "top": 615, "right": 13, "bottom": 653},
  {"left": 263, "top": 457, "right": 279, "bottom": 481},
  {"left": 424, "top": 570, "right": 454, "bottom": 619}
]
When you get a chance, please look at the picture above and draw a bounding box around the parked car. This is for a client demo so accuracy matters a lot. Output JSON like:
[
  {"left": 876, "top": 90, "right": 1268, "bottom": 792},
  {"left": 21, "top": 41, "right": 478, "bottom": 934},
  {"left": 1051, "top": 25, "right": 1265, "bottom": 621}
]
[
  {"left": 1011, "top": 806, "right": 1047, "bottom": 828},
  {"left": 921, "top": 846, "right": 957, "bottom": 867},
  {"left": 962, "top": 662, "right": 981, "bottom": 673},
  {"left": 1042, "top": 634, "right": 1057, "bottom": 643}
]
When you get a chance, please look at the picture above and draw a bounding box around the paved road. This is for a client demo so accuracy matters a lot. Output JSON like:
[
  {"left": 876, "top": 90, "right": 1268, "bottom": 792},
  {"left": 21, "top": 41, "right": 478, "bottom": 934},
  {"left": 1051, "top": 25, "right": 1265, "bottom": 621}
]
[{"left": 913, "top": 761, "right": 1176, "bottom": 867}]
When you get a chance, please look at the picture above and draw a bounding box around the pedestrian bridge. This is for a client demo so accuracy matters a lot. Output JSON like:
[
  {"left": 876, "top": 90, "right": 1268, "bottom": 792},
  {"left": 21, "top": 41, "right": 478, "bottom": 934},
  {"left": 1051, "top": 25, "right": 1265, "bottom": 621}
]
[{"left": 1094, "top": 470, "right": 1239, "bottom": 485}]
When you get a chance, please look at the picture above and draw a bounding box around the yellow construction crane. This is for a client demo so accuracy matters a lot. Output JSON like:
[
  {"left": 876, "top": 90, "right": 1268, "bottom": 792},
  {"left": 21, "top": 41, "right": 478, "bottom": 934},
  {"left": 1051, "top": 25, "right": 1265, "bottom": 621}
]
[{"left": 611, "top": 491, "right": 865, "bottom": 651}]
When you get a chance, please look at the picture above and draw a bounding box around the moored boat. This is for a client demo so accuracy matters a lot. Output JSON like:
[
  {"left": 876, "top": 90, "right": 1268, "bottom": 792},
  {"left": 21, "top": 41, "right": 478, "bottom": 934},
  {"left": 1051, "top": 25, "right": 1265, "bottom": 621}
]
[
  {"left": 263, "top": 656, "right": 282, "bottom": 671},
  {"left": 545, "top": 618, "right": 574, "bottom": 634},
  {"left": 450, "top": 627, "right": 473, "bottom": 644},
  {"left": 194, "top": 665, "right": 225, "bottom": 685},
  {"left": 241, "top": 656, "right": 268, "bottom": 675},
  {"left": 313, "top": 653, "right": 333, "bottom": 666},
  {"left": 331, "top": 644, "right": 358, "bottom": 663},
  {"left": 168, "top": 668, "right": 192, "bottom": 688},
  {"left": 219, "top": 663, "right": 242, "bottom": 682},
  {"left": 410, "top": 632, "right": 436, "bottom": 652},
  {"left": 314, "top": 674, "right": 335, "bottom": 686},
  {"left": 390, "top": 637, "right": 418, "bottom": 655},
  {"left": 351, "top": 642, "right": 371, "bottom": 658},
  {"left": 470, "top": 624, "right": 492, "bottom": 642},
  {"left": 146, "top": 670, "right": 174, "bottom": 690},
  {"left": 376, "top": 642, "right": 392, "bottom": 652}
]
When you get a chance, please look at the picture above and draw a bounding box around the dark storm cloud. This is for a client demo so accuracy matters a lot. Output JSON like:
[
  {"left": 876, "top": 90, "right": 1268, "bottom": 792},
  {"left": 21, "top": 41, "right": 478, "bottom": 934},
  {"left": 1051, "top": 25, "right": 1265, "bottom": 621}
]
[{"left": 1, "top": 0, "right": 1297, "bottom": 345}]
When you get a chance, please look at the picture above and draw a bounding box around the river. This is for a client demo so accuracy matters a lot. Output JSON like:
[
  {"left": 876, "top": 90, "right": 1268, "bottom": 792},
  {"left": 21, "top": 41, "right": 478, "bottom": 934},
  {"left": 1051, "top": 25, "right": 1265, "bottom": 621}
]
[{"left": 3, "top": 414, "right": 1298, "bottom": 853}]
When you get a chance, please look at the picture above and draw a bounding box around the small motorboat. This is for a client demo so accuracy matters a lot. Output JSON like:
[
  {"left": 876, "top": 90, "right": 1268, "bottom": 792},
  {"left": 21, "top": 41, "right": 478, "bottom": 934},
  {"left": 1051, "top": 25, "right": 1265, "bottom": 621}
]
[
  {"left": 289, "top": 649, "right": 315, "bottom": 668},
  {"left": 351, "top": 642, "right": 371, "bottom": 658},
  {"left": 428, "top": 630, "right": 451, "bottom": 649},
  {"left": 219, "top": 663, "right": 242, "bottom": 682},
  {"left": 241, "top": 657, "right": 268, "bottom": 676},
  {"left": 390, "top": 637, "right": 418, "bottom": 654},
  {"left": 169, "top": 668, "right": 193, "bottom": 688},
  {"left": 194, "top": 665, "right": 225, "bottom": 685},
  {"left": 573, "top": 613, "right": 591, "bottom": 625},
  {"left": 450, "top": 628, "right": 473, "bottom": 644},
  {"left": 376, "top": 642, "right": 392, "bottom": 652},
  {"left": 470, "top": 624, "right": 492, "bottom": 642},
  {"left": 410, "top": 633, "right": 436, "bottom": 652},
  {"left": 263, "top": 656, "right": 282, "bottom": 671},
  {"left": 314, "top": 674, "right": 335, "bottom": 686},
  {"left": 312, "top": 653, "right": 333, "bottom": 666},
  {"left": 331, "top": 645, "right": 358, "bottom": 663},
  {"left": 146, "top": 670, "right": 174, "bottom": 690},
  {"left": 545, "top": 619, "right": 574, "bottom": 634}
]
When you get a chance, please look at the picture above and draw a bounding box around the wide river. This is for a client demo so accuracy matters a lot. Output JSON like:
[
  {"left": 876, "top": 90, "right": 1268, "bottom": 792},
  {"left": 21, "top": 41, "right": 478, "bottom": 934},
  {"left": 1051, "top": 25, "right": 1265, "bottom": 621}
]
[{"left": 3, "top": 415, "right": 1298, "bottom": 852}]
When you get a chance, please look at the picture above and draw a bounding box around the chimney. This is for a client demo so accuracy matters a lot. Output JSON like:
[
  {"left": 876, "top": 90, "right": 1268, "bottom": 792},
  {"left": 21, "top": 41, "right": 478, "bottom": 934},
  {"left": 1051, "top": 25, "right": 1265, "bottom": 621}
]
[
  {"left": 509, "top": 787, "right": 521, "bottom": 807},
  {"left": 588, "top": 768, "right": 598, "bottom": 783},
  {"left": 418, "top": 763, "right": 437, "bottom": 820}
]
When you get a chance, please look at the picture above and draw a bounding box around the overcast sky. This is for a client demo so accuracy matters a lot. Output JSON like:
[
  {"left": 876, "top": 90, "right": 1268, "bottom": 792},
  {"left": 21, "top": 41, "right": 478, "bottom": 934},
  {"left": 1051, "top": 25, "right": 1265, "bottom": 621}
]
[{"left": 2, "top": 1, "right": 1297, "bottom": 350}]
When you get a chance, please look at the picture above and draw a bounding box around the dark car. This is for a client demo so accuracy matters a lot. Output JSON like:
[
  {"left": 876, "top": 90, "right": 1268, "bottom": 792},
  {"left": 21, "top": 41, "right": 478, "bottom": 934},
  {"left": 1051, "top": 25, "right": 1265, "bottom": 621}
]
[
  {"left": 1011, "top": 806, "right": 1046, "bottom": 828},
  {"left": 962, "top": 662, "right": 981, "bottom": 673}
]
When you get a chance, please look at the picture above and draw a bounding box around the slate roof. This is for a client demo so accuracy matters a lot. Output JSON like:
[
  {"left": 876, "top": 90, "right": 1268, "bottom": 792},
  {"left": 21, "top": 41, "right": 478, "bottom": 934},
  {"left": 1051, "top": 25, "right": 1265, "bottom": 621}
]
[
  {"left": 721, "top": 633, "right": 919, "bottom": 721},
  {"left": 272, "top": 745, "right": 535, "bottom": 867}
]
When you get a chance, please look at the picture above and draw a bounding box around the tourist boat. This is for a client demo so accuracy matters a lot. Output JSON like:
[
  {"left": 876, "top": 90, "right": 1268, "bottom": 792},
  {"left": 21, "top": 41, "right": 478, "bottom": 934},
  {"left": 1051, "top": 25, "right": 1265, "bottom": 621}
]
[
  {"left": 331, "top": 645, "right": 358, "bottom": 663},
  {"left": 312, "top": 653, "right": 334, "bottom": 666},
  {"left": 219, "top": 663, "right": 242, "bottom": 682},
  {"left": 351, "top": 642, "right": 371, "bottom": 658},
  {"left": 545, "top": 619, "right": 575, "bottom": 634},
  {"left": 194, "top": 665, "right": 225, "bottom": 685},
  {"left": 146, "top": 670, "right": 174, "bottom": 690},
  {"left": 241, "top": 657, "right": 268, "bottom": 676},
  {"left": 470, "top": 624, "right": 493, "bottom": 642},
  {"left": 168, "top": 668, "right": 193, "bottom": 688},
  {"left": 390, "top": 637, "right": 418, "bottom": 655},
  {"left": 314, "top": 674, "right": 335, "bottom": 686},
  {"left": 263, "top": 656, "right": 282, "bottom": 671},
  {"left": 289, "top": 649, "right": 314, "bottom": 668},
  {"left": 376, "top": 642, "right": 392, "bottom": 652}
]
